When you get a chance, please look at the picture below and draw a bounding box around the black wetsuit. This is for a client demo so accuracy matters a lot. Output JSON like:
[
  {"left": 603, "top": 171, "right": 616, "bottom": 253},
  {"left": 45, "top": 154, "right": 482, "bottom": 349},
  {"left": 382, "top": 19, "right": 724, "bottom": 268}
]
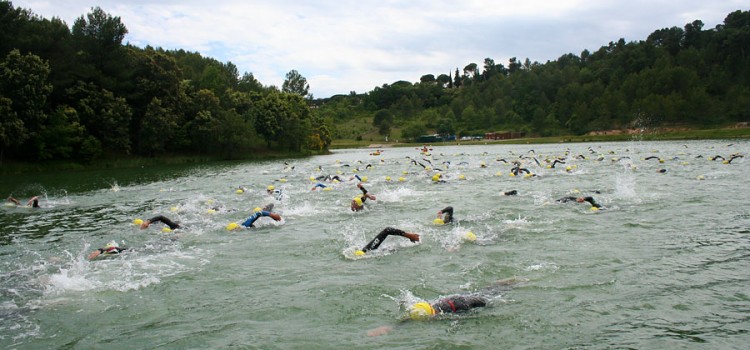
[
  {"left": 359, "top": 185, "right": 371, "bottom": 204},
  {"left": 557, "top": 196, "right": 602, "bottom": 208},
  {"left": 147, "top": 215, "right": 181, "bottom": 229},
  {"left": 511, "top": 166, "right": 530, "bottom": 176},
  {"left": 439, "top": 206, "right": 454, "bottom": 223},
  {"left": 503, "top": 190, "right": 518, "bottom": 196},
  {"left": 97, "top": 246, "right": 128, "bottom": 255},
  {"left": 431, "top": 295, "right": 487, "bottom": 314},
  {"left": 361, "top": 227, "right": 413, "bottom": 252}
]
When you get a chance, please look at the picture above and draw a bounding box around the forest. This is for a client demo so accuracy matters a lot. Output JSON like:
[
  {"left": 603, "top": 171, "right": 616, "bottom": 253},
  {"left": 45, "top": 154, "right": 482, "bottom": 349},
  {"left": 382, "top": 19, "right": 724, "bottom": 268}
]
[
  {"left": 1, "top": 1, "right": 748, "bottom": 165},
  {"left": 317, "top": 9, "right": 750, "bottom": 142}
]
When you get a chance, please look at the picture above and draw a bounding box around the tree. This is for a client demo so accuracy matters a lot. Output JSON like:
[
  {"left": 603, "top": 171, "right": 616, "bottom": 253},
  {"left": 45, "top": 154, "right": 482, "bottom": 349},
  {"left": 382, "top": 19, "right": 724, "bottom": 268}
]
[
  {"left": 71, "top": 7, "right": 127, "bottom": 71},
  {"left": 282, "top": 69, "right": 310, "bottom": 98},
  {"left": 0, "top": 49, "right": 52, "bottom": 160}
]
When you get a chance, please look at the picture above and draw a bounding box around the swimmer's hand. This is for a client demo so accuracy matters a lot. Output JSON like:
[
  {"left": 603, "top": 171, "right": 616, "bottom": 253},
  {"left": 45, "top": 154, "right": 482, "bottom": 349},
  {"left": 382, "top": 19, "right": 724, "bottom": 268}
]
[
  {"left": 269, "top": 213, "right": 282, "bottom": 221},
  {"left": 366, "top": 326, "right": 393, "bottom": 337},
  {"left": 403, "top": 233, "right": 420, "bottom": 243}
]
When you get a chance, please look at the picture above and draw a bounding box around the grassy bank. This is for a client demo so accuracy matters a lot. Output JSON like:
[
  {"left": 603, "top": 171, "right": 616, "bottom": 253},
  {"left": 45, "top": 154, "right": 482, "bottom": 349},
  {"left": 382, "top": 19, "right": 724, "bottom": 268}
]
[{"left": 0, "top": 149, "right": 326, "bottom": 175}]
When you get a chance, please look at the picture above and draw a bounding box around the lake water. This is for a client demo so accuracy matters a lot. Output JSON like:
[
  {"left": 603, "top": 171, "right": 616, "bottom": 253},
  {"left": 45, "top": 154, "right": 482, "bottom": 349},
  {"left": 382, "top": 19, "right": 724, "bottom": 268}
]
[{"left": 1, "top": 140, "right": 748, "bottom": 349}]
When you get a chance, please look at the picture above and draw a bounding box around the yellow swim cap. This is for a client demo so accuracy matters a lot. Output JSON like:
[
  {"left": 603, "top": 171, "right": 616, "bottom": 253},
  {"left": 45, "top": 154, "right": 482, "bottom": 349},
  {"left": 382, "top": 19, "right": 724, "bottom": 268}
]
[
  {"left": 133, "top": 218, "right": 144, "bottom": 226},
  {"left": 433, "top": 218, "right": 445, "bottom": 225},
  {"left": 431, "top": 174, "right": 441, "bottom": 182},
  {"left": 226, "top": 222, "right": 240, "bottom": 231},
  {"left": 495, "top": 171, "right": 503, "bottom": 176},
  {"left": 360, "top": 176, "right": 368, "bottom": 182},
  {"left": 354, "top": 250, "right": 365, "bottom": 256},
  {"left": 590, "top": 207, "right": 600, "bottom": 211},
  {"left": 162, "top": 227, "right": 172, "bottom": 233},
  {"left": 459, "top": 174, "right": 466, "bottom": 180},
  {"left": 207, "top": 209, "right": 216, "bottom": 214},
  {"left": 409, "top": 302, "right": 435, "bottom": 320},
  {"left": 385, "top": 176, "right": 392, "bottom": 181},
  {"left": 309, "top": 176, "right": 315, "bottom": 181},
  {"left": 280, "top": 178, "right": 287, "bottom": 183},
  {"left": 254, "top": 207, "right": 262, "bottom": 213},
  {"left": 398, "top": 177, "right": 406, "bottom": 182},
  {"left": 464, "top": 231, "right": 477, "bottom": 241},
  {"left": 267, "top": 185, "right": 275, "bottom": 191},
  {"left": 236, "top": 189, "right": 244, "bottom": 194},
  {"left": 170, "top": 206, "right": 178, "bottom": 212},
  {"left": 510, "top": 173, "right": 516, "bottom": 177},
  {"left": 353, "top": 197, "right": 363, "bottom": 206}
]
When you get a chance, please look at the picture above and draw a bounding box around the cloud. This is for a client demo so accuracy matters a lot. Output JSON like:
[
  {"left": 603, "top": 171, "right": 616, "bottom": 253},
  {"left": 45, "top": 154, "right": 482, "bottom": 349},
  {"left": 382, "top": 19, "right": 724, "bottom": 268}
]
[{"left": 13, "top": 0, "right": 746, "bottom": 97}]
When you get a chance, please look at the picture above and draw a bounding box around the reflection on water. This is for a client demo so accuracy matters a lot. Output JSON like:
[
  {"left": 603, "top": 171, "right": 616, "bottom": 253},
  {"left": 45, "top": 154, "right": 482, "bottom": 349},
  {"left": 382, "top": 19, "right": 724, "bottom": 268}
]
[{"left": 1, "top": 140, "right": 749, "bottom": 348}]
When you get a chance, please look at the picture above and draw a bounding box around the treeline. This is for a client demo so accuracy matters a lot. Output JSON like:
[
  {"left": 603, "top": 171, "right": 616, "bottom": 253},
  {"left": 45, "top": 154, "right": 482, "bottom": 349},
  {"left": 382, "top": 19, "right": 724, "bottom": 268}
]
[
  {"left": 0, "top": 2, "right": 331, "bottom": 165},
  {"left": 315, "top": 10, "right": 750, "bottom": 140}
]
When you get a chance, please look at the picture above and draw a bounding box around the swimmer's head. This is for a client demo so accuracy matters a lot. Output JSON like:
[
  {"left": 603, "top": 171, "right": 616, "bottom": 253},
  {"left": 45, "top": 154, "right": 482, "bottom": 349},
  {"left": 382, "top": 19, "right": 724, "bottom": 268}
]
[
  {"left": 133, "top": 218, "right": 144, "bottom": 226},
  {"left": 226, "top": 222, "right": 240, "bottom": 231},
  {"left": 267, "top": 185, "right": 275, "bottom": 191},
  {"left": 354, "top": 250, "right": 365, "bottom": 256},
  {"left": 254, "top": 207, "right": 262, "bottom": 213},
  {"left": 162, "top": 227, "right": 172, "bottom": 233},
  {"left": 385, "top": 176, "right": 392, "bottom": 181},
  {"left": 360, "top": 176, "right": 368, "bottom": 182},
  {"left": 235, "top": 189, "right": 244, "bottom": 194},
  {"left": 353, "top": 197, "right": 363, "bottom": 206},
  {"left": 458, "top": 174, "right": 466, "bottom": 180},
  {"left": 464, "top": 231, "right": 477, "bottom": 241},
  {"left": 105, "top": 241, "right": 117, "bottom": 249},
  {"left": 409, "top": 302, "right": 435, "bottom": 320},
  {"left": 433, "top": 218, "right": 445, "bottom": 225}
]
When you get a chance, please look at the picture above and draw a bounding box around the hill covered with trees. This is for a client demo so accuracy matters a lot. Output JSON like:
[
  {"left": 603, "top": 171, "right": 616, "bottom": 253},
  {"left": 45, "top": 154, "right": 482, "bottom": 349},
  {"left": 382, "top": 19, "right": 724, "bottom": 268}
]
[
  {"left": 1, "top": 1, "right": 748, "bottom": 165},
  {"left": 0, "top": 2, "right": 331, "bottom": 165},
  {"left": 315, "top": 10, "right": 750, "bottom": 142}
]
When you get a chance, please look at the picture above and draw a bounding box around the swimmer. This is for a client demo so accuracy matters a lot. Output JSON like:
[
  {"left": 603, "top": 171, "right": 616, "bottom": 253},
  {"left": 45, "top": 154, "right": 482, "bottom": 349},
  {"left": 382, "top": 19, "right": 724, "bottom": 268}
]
[
  {"left": 311, "top": 183, "right": 328, "bottom": 191},
  {"left": 502, "top": 190, "right": 518, "bottom": 196},
  {"left": 549, "top": 159, "right": 566, "bottom": 168},
  {"left": 316, "top": 174, "right": 342, "bottom": 182},
  {"left": 727, "top": 154, "right": 744, "bottom": 164},
  {"left": 87, "top": 241, "right": 128, "bottom": 260},
  {"left": 267, "top": 185, "right": 283, "bottom": 201},
  {"left": 510, "top": 163, "right": 530, "bottom": 176},
  {"left": 351, "top": 184, "right": 376, "bottom": 211},
  {"left": 367, "top": 277, "right": 523, "bottom": 336},
  {"left": 241, "top": 204, "right": 282, "bottom": 228},
  {"left": 557, "top": 196, "right": 603, "bottom": 209},
  {"left": 7, "top": 195, "right": 40, "bottom": 208},
  {"left": 436, "top": 206, "right": 454, "bottom": 224},
  {"left": 140, "top": 215, "right": 181, "bottom": 230},
  {"left": 356, "top": 227, "right": 420, "bottom": 255}
]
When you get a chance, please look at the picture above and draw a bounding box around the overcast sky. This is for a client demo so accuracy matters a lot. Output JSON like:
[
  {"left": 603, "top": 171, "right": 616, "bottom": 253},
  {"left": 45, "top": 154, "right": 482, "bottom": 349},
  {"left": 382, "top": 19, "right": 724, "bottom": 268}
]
[{"left": 13, "top": 0, "right": 747, "bottom": 98}]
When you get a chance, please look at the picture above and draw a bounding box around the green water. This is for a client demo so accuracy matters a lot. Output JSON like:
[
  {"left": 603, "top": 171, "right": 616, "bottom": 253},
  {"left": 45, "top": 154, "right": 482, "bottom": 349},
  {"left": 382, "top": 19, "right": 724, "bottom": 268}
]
[{"left": 1, "top": 140, "right": 748, "bottom": 349}]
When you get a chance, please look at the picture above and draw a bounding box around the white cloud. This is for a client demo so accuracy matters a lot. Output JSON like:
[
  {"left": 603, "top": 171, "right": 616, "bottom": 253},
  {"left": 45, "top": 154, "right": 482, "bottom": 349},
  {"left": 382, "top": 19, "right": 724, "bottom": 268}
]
[{"left": 13, "top": 0, "right": 747, "bottom": 97}]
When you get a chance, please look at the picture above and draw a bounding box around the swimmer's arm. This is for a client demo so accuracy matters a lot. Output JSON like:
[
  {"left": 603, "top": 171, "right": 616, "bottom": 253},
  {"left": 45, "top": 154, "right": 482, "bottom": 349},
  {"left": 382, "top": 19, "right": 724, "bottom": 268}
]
[{"left": 87, "top": 250, "right": 102, "bottom": 260}]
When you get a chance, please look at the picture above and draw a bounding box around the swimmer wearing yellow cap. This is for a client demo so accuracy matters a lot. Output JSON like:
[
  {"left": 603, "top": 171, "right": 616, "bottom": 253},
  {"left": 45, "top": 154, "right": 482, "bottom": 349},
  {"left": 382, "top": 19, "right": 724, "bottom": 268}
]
[
  {"left": 357, "top": 227, "right": 420, "bottom": 255},
  {"left": 436, "top": 206, "right": 454, "bottom": 224},
  {"left": 351, "top": 183, "right": 376, "bottom": 211},
  {"left": 139, "top": 215, "right": 181, "bottom": 230}
]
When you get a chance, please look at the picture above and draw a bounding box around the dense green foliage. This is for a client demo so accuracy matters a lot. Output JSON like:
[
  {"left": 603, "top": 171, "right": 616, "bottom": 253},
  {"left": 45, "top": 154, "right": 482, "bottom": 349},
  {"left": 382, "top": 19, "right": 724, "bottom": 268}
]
[
  {"left": 0, "top": 1, "right": 330, "bottom": 165},
  {"left": 1, "top": 1, "right": 748, "bottom": 165},
  {"left": 315, "top": 11, "right": 750, "bottom": 141}
]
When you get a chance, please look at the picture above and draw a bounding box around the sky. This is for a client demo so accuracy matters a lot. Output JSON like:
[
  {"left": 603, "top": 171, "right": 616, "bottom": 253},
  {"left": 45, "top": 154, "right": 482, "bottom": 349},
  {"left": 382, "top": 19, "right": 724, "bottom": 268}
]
[{"left": 12, "top": 0, "right": 747, "bottom": 98}]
